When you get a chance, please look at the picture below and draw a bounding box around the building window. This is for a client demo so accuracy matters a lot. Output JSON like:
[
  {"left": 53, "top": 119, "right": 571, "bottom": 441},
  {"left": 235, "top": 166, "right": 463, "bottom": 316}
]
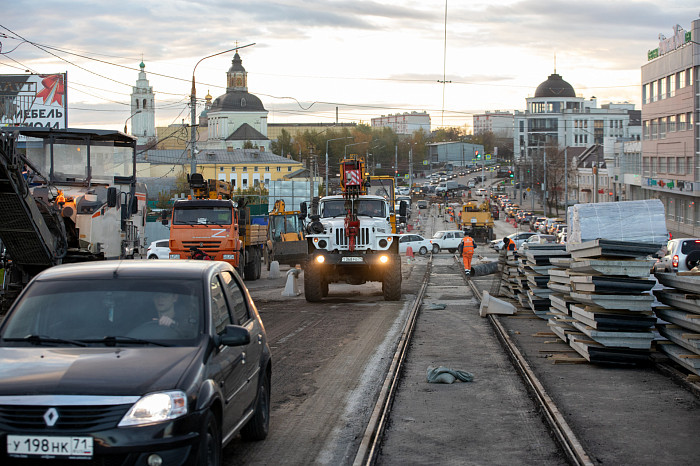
[
  {"left": 136, "top": 100, "right": 139, "bottom": 109},
  {"left": 687, "top": 157, "right": 693, "bottom": 175},
  {"left": 650, "top": 119, "right": 658, "bottom": 139},
  {"left": 658, "top": 78, "right": 665, "bottom": 100},
  {"left": 265, "top": 166, "right": 270, "bottom": 172},
  {"left": 669, "top": 115, "right": 676, "bottom": 132},
  {"left": 686, "top": 67, "right": 693, "bottom": 86},
  {"left": 254, "top": 166, "right": 259, "bottom": 172},
  {"left": 241, "top": 98, "right": 246, "bottom": 107},
  {"left": 668, "top": 74, "right": 675, "bottom": 97},
  {"left": 649, "top": 81, "right": 656, "bottom": 102},
  {"left": 687, "top": 111, "right": 693, "bottom": 128},
  {"left": 231, "top": 167, "right": 236, "bottom": 172},
  {"left": 642, "top": 84, "right": 648, "bottom": 104},
  {"left": 659, "top": 117, "right": 666, "bottom": 139},
  {"left": 678, "top": 70, "right": 685, "bottom": 89},
  {"left": 243, "top": 167, "right": 248, "bottom": 172},
  {"left": 659, "top": 157, "right": 667, "bottom": 174},
  {"left": 679, "top": 113, "right": 687, "bottom": 131},
  {"left": 678, "top": 157, "right": 686, "bottom": 175},
  {"left": 288, "top": 167, "right": 292, "bottom": 172},
  {"left": 643, "top": 120, "right": 649, "bottom": 140},
  {"left": 651, "top": 157, "right": 657, "bottom": 174},
  {"left": 220, "top": 167, "right": 224, "bottom": 172},
  {"left": 276, "top": 166, "right": 281, "bottom": 172}
]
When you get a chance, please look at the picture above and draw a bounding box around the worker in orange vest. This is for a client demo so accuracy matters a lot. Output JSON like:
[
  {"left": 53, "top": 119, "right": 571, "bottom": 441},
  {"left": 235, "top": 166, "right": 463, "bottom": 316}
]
[
  {"left": 503, "top": 237, "right": 516, "bottom": 251},
  {"left": 457, "top": 235, "right": 476, "bottom": 275}
]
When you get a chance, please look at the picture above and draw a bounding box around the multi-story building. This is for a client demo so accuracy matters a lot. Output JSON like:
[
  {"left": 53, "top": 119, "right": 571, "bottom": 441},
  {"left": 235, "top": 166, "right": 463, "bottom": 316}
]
[
  {"left": 371, "top": 112, "right": 430, "bottom": 135},
  {"left": 641, "top": 19, "right": 699, "bottom": 237},
  {"left": 473, "top": 111, "right": 514, "bottom": 139},
  {"left": 513, "top": 72, "right": 641, "bottom": 162}
]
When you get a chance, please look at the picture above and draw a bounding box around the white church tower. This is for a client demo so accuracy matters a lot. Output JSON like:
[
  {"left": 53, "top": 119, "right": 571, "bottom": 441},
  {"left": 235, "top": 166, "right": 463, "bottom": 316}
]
[{"left": 130, "top": 61, "right": 156, "bottom": 145}]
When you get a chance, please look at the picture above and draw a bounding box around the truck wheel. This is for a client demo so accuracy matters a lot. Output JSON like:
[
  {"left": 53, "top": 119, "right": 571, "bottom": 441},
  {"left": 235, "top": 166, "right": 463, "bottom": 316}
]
[
  {"left": 255, "top": 248, "right": 262, "bottom": 280},
  {"left": 382, "top": 258, "right": 402, "bottom": 301},
  {"left": 236, "top": 251, "right": 245, "bottom": 279},
  {"left": 321, "top": 279, "right": 329, "bottom": 297},
  {"left": 244, "top": 248, "right": 258, "bottom": 280},
  {"left": 432, "top": 244, "right": 440, "bottom": 254},
  {"left": 304, "top": 262, "right": 324, "bottom": 302}
]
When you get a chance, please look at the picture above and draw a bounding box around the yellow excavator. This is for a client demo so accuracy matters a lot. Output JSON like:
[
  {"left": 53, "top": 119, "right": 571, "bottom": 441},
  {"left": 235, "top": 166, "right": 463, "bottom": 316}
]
[{"left": 265, "top": 200, "right": 306, "bottom": 269}]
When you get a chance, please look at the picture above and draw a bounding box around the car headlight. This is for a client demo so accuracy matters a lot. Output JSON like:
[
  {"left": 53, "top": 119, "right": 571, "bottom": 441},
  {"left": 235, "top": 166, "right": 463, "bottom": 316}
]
[
  {"left": 169, "top": 254, "right": 180, "bottom": 259},
  {"left": 118, "top": 391, "right": 187, "bottom": 427}
]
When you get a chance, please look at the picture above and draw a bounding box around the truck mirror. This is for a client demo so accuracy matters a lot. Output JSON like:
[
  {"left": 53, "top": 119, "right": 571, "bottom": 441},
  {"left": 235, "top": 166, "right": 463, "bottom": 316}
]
[
  {"left": 107, "top": 187, "right": 118, "bottom": 207},
  {"left": 300, "top": 202, "right": 308, "bottom": 217},
  {"left": 399, "top": 201, "right": 407, "bottom": 217}
]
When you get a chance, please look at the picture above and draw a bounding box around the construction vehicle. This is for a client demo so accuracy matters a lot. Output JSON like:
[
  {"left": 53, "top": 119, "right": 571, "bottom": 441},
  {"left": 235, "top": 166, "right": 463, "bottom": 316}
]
[
  {"left": 0, "top": 128, "right": 147, "bottom": 311},
  {"left": 303, "top": 156, "right": 403, "bottom": 301},
  {"left": 457, "top": 198, "right": 495, "bottom": 243},
  {"left": 264, "top": 199, "right": 306, "bottom": 269},
  {"left": 167, "top": 173, "right": 265, "bottom": 280},
  {"left": 366, "top": 175, "right": 402, "bottom": 233}
]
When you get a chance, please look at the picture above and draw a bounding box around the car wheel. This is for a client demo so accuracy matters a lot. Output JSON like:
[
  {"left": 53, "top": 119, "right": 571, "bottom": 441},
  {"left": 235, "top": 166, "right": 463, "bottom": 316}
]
[
  {"left": 197, "top": 410, "right": 221, "bottom": 466},
  {"left": 148, "top": 255, "right": 158, "bottom": 259},
  {"left": 419, "top": 246, "right": 428, "bottom": 255},
  {"left": 432, "top": 244, "right": 440, "bottom": 254},
  {"left": 241, "top": 372, "right": 270, "bottom": 441}
]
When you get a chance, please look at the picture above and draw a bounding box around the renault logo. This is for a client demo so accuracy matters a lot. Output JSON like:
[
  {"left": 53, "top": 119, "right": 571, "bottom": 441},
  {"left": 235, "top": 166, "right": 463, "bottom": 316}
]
[{"left": 44, "top": 407, "right": 59, "bottom": 427}]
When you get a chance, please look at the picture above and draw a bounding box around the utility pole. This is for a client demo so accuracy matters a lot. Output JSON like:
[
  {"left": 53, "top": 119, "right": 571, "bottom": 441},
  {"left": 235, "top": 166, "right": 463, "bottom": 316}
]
[
  {"left": 409, "top": 144, "right": 413, "bottom": 190},
  {"left": 395, "top": 145, "right": 398, "bottom": 186}
]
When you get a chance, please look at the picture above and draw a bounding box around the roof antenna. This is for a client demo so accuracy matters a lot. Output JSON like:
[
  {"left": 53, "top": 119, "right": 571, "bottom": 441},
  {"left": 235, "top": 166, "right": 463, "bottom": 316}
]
[{"left": 554, "top": 53, "right": 557, "bottom": 74}]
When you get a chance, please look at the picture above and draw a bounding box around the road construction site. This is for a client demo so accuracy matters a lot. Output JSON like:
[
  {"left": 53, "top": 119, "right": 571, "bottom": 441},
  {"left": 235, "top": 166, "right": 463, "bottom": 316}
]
[{"left": 230, "top": 205, "right": 700, "bottom": 466}]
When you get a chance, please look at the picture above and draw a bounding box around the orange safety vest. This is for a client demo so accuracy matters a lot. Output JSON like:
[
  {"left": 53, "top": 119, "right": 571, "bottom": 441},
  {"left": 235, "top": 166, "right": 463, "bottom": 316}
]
[{"left": 461, "top": 236, "right": 475, "bottom": 255}]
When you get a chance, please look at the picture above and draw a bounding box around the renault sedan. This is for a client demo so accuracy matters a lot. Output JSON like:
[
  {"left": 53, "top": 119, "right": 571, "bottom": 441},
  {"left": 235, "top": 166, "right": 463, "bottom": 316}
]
[{"left": 0, "top": 260, "right": 271, "bottom": 466}]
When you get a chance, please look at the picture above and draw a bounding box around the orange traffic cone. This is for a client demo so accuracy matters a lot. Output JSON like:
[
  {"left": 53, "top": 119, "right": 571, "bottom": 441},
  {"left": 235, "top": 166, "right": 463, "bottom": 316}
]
[{"left": 406, "top": 246, "right": 414, "bottom": 258}]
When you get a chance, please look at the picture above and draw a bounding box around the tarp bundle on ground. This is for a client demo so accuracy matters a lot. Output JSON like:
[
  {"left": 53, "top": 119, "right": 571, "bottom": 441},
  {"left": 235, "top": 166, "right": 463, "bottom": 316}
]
[{"left": 567, "top": 199, "right": 667, "bottom": 245}]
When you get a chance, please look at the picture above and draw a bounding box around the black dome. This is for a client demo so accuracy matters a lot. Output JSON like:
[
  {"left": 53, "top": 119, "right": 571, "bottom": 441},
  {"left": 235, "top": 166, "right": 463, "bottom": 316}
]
[
  {"left": 209, "top": 90, "right": 266, "bottom": 113},
  {"left": 534, "top": 73, "right": 576, "bottom": 98}
]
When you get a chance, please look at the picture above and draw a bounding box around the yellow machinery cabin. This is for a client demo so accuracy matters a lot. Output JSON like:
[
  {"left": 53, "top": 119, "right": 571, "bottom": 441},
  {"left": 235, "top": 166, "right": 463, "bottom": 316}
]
[{"left": 457, "top": 198, "right": 495, "bottom": 242}]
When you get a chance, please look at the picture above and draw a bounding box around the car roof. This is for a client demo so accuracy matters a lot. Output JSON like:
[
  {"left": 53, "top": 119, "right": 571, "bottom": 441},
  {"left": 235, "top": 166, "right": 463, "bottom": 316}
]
[{"left": 33, "top": 260, "right": 229, "bottom": 282}]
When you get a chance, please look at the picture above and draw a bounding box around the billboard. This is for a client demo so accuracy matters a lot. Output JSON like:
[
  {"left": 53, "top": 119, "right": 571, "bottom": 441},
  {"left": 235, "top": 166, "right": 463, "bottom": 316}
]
[{"left": 0, "top": 73, "right": 68, "bottom": 128}]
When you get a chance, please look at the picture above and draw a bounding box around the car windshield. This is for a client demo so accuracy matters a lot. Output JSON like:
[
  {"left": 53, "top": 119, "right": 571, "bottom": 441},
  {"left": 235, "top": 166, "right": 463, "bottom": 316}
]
[{"left": 1, "top": 279, "right": 204, "bottom": 346}]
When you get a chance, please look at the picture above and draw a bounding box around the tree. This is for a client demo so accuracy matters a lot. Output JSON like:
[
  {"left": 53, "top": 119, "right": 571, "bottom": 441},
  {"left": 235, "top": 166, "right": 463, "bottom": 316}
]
[
  {"left": 243, "top": 140, "right": 255, "bottom": 149},
  {"left": 271, "top": 129, "right": 293, "bottom": 157}
]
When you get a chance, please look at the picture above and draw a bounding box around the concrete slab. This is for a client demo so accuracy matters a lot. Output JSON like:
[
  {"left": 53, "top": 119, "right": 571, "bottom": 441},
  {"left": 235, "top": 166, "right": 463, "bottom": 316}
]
[
  {"left": 569, "top": 291, "right": 654, "bottom": 311},
  {"left": 570, "top": 320, "right": 654, "bottom": 349},
  {"left": 657, "top": 342, "right": 700, "bottom": 376},
  {"left": 654, "top": 289, "right": 700, "bottom": 314},
  {"left": 569, "top": 258, "right": 656, "bottom": 278},
  {"left": 655, "top": 306, "right": 700, "bottom": 333},
  {"left": 655, "top": 272, "right": 700, "bottom": 295},
  {"left": 657, "top": 324, "right": 700, "bottom": 356}
]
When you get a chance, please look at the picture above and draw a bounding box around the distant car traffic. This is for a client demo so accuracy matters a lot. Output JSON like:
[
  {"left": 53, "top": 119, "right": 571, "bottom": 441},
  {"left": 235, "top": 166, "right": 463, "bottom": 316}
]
[
  {"left": 0, "top": 260, "right": 272, "bottom": 464},
  {"left": 147, "top": 239, "right": 170, "bottom": 259},
  {"left": 399, "top": 234, "right": 432, "bottom": 255},
  {"left": 475, "top": 188, "right": 487, "bottom": 196}
]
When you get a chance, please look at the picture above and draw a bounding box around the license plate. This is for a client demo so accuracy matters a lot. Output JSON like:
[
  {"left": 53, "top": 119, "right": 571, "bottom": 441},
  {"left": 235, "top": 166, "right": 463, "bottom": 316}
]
[
  {"left": 7, "top": 435, "right": 93, "bottom": 458},
  {"left": 341, "top": 256, "right": 363, "bottom": 263}
]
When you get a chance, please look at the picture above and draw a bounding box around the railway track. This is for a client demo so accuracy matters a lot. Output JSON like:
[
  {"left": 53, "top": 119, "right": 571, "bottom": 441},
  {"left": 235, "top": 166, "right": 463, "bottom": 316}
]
[{"left": 353, "top": 254, "right": 594, "bottom": 466}]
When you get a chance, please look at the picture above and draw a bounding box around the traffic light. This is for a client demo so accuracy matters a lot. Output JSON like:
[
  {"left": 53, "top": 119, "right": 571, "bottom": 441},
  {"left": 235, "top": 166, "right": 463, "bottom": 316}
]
[
  {"left": 475, "top": 150, "right": 480, "bottom": 160},
  {"left": 508, "top": 170, "right": 514, "bottom": 178}
]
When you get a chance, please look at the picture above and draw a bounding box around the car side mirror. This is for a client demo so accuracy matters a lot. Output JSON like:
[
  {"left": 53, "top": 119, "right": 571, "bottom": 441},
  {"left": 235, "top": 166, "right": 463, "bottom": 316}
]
[{"left": 218, "top": 325, "right": 251, "bottom": 347}]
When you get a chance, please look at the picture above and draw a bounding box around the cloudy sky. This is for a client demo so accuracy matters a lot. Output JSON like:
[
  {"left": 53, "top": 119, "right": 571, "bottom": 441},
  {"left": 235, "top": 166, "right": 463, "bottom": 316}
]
[{"left": 1, "top": 0, "right": 697, "bottom": 133}]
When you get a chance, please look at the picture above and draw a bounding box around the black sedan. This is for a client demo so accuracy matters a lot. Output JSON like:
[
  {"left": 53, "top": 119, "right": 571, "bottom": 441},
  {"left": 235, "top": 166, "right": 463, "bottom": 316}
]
[{"left": 0, "top": 260, "right": 271, "bottom": 466}]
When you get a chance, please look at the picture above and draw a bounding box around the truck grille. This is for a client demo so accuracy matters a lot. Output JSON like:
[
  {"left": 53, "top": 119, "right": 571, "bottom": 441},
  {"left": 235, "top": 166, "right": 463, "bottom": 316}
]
[
  {"left": 0, "top": 404, "right": 130, "bottom": 432},
  {"left": 181, "top": 240, "right": 222, "bottom": 253},
  {"left": 335, "top": 227, "right": 370, "bottom": 248}
]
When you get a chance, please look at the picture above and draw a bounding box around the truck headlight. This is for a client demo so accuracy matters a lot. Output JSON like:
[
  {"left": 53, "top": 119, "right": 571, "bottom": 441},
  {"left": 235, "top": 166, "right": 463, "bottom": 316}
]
[
  {"left": 223, "top": 254, "right": 236, "bottom": 260},
  {"left": 118, "top": 391, "right": 187, "bottom": 427},
  {"left": 169, "top": 254, "right": 180, "bottom": 259},
  {"left": 316, "top": 255, "right": 325, "bottom": 264},
  {"left": 379, "top": 255, "right": 389, "bottom": 264}
]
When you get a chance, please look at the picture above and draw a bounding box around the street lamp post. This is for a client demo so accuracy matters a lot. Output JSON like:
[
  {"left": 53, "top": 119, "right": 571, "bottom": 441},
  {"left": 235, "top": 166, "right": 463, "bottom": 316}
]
[
  {"left": 344, "top": 141, "right": 367, "bottom": 158},
  {"left": 190, "top": 44, "right": 254, "bottom": 175},
  {"left": 326, "top": 136, "right": 352, "bottom": 193},
  {"left": 124, "top": 110, "right": 142, "bottom": 134}
]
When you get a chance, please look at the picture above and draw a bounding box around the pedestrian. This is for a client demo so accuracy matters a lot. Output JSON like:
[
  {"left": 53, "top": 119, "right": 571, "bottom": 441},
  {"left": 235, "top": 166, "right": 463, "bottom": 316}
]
[
  {"left": 457, "top": 234, "right": 477, "bottom": 276},
  {"left": 523, "top": 191, "right": 527, "bottom": 200},
  {"left": 502, "top": 237, "right": 516, "bottom": 251}
]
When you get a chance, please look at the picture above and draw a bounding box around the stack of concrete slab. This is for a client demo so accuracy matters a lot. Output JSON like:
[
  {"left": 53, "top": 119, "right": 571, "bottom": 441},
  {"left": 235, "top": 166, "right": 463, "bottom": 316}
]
[
  {"left": 519, "top": 243, "right": 569, "bottom": 319},
  {"left": 654, "top": 273, "right": 700, "bottom": 376},
  {"left": 498, "top": 249, "right": 526, "bottom": 301},
  {"left": 548, "top": 240, "right": 660, "bottom": 365}
]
